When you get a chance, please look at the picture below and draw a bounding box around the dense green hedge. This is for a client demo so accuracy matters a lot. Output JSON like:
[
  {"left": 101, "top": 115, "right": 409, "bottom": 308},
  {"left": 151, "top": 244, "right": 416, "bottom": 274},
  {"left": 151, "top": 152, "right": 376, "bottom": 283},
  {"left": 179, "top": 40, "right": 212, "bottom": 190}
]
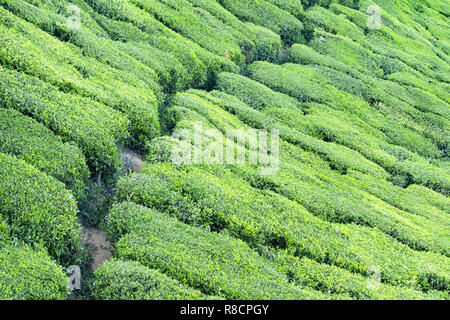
[
  {"left": 264, "top": 0, "right": 304, "bottom": 18},
  {"left": 199, "top": 90, "right": 389, "bottom": 178},
  {"left": 92, "top": 260, "right": 214, "bottom": 300},
  {"left": 0, "top": 5, "right": 159, "bottom": 146},
  {"left": 91, "top": 13, "right": 190, "bottom": 91},
  {"left": 115, "top": 162, "right": 450, "bottom": 291},
  {"left": 130, "top": 0, "right": 246, "bottom": 65},
  {"left": 0, "top": 243, "right": 69, "bottom": 300},
  {"left": 0, "top": 108, "right": 89, "bottom": 198},
  {"left": 216, "top": 72, "right": 303, "bottom": 111},
  {"left": 185, "top": 0, "right": 282, "bottom": 62},
  {"left": 163, "top": 90, "right": 449, "bottom": 256},
  {"left": 0, "top": 153, "right": 84, "bottom": 265},
  {"left": 285, "top": 43, "right": 449, "bottom": 152},
  {"left": 0, "top": 66, "right": 128, "bottom": 178},
  {"left": 246, "top": 61, "right": 450, "bottom": 194},
  {"left": 130, "top": 0, "right": 282, "bottom": 64},
  {"left": 271, "top": 250, "right": 448, "bottom": 300},
  {"left": 345, "top": 171, "right": 450, "bottom": 226},
  {"left": 217, "top": 0, "right": 304, "bottom": 45},
  {"left": 86, "top": 0, "right": 238, "bottom": 88},
  {"left": 285, "top": 43, "right": 360, "bottom": 76},
  {"left": 0, "top": 215, "right": 10, "bottom": 245},
  {"left": 305, "top": 4, "right": 450, "bottom": 83},
  {"left": 106, "top": 201, "right": 336, "bottom": 299},
  {"left": 1, "top": 213, "right": 68, "bottom": 300},
  {"left": 1, "top": 0, "right": 163, "bottom": 99},
  {"left": 115, "top": 41, "right": 189, "bottom": 92}
]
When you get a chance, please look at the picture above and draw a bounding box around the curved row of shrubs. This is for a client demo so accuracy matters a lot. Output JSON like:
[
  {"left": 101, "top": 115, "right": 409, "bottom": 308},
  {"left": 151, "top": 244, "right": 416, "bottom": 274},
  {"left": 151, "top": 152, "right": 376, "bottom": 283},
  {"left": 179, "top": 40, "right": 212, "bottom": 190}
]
[
  {"left": 0, "top": 243, "right": 69, "bottom": 300},
  {"left": 0, "top": 153, "right": 84, "bottom": 265},
  {"left": 0, "top": 108, "right": 89, "bottom": 199},
  {"left": 85, "top": 0, "right": 238, "bottom": 89},
  {"left": 115, "top": 162, "right": 450, "bottom": 291},
  {"left": 305, "top": 4, "right": 450, "bottom": 83},
  {"left": 191, "top": 89, "right": 389, "bottom": 178},
  {"left": 217, "top": 0, "right": 305, "bottom": 45},
  {"left": 0, "top": 5, "right": 159, "bottom": 147},
  {"left": 104, "top": 201, "right": 337, "bottom": 299},
  {"left": 245, "top": 62, "right": 450, "bottom": 194},
  {"left": 1, "top": 0, "right": 162, "bottom": 100},
  {"left": 1, "top": 215, "right": 68, "bottom": 300},
  {"left": 184, "top": 0, "right": 282, "bottom": 62},
  {"left": 167, "top": 90, "right": 449, "bottom": 256},
  {"left": 0, "top": 66, "right": 128, "bottom": 178},
  {"left": 92, "top": 260, "right": 215, "bottom": 300},
  {"left": 271, "top": 250, "right": 448, "bottom": 300}
]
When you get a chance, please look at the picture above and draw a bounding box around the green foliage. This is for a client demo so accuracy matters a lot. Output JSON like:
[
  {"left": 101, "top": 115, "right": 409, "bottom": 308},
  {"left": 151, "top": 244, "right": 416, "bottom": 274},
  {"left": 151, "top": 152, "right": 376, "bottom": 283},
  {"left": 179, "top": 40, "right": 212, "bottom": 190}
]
[
  {"left": 0, "top": 108, "right": 89, "bottom": 199},
  {"left": 92, "top": 259, "right": 213, "bottom": 300},
  {"left": 0, "top": 5, "right": 159, "bottom": 146},
  {"left": 130, "top": 0, "right": 246, "bottom": 65},
  {"left": 0, "top": 66, "right": 128, "bottom": 178},
  {"left": 203, "top": 89, "right": 388, "bottom": 178},
  {"left": 106, "top": 201, "right": 336, "bottom": 299},
  {"left": 115, "top": 163, "right": 450, "bottom": 290},
  {"left": 271, "top": 250, "right": 449, "bottom": 300},
  {"left": 0, "top": 215, "right": 10, "bottom": 245},
  {"left": 264, "top": 0, "right": 304, "bottom": 18},
  {"left": 0, "top": 243, "right": 69, "bottom": 300},
  {"left": 159, "top": 90, "right": 449, "bottom": 256},
  {"left": 86, "top": 0, "right": 239, "bottom": 87},
  {"left": 246, "top": 61, "right": 450, "bottom": 194},
  {"left": 217, "top": 0, "right": 305, "bottom": 45},
  {"left": 0, "top": 0, "right": 448, "bottom": 301},
  {"left": 0, "top": 0, "right": 162, "bottom": 98},
  {"left": 216, "top": 72, "right": 303, "bottom": 111},
  {"left": 114, "top": 41, "right": 189, "bottom": 92},
  {"left": 185, "top": 0, "right": 282, "bottom": 62},
  {"left": 0, "top": 153, "right": 84, "bottom": 265}
]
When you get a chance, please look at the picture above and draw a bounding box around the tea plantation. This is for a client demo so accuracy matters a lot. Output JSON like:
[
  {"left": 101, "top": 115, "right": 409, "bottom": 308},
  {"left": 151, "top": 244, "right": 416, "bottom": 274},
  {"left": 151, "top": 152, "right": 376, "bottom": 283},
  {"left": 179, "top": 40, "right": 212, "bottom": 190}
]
[{"left": 0, "top": 0, "right": 448, "bottom": 300}]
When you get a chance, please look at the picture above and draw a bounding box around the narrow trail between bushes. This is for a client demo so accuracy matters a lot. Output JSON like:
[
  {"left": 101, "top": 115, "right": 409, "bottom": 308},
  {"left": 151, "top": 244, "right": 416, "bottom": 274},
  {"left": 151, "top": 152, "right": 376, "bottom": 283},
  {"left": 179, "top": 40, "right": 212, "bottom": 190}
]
[
  {"left": 82, "top": 227, "right": 111, "bottom": 272},
  {"left": 84, "top": 148, "right": 146, "bottom": 272},
  {"left": 75, "top": 148, "right": 147, "bottom": 299},
  {"left": 76, "top": 50, "right": 285, "bottom": 299}
]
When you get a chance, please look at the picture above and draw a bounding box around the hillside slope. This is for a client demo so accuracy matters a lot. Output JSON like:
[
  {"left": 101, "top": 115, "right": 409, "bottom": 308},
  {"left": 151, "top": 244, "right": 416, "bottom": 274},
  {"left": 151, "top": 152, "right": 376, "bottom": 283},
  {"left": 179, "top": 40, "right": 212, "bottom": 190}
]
[{"left": 0, "top": 0, "right": 448, "bottom": 300}]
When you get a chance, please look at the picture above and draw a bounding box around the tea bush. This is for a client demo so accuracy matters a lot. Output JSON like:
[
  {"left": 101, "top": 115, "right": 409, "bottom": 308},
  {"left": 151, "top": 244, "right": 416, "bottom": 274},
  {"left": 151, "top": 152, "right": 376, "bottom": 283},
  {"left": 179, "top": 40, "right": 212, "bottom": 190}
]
[
  {"left": 130, "top": 0, "right": 246, "bottom": 65},
  {"left": 157, "top": 91, "right": 449, "bottom": 255},
  {"left": 106, "top": 201, "right": 337, "bottom": 299},
  {"left": 217, "top": 0, "right": 304, "bottom": 45},
  {"left": 185, "top": 0, "right": 282, "bottom": 62},
  {"left": 86, "top": 0, "right": 239, "bottom": 87},
  {"left": 0, "top": 153, "right": 84, "bottom": 264},
  {"left": 116, "top": 164, "right": 450, "bottom": 290},
  {"left": 0, "top": 243, "right": 69, "bottom": 300},
  {"left": 0, "top": 66, "right": 128, "bottom": 178},
  {"left": 0, "top": 6, "right": 159, "bottom": 145},
  {"left": 92, "top": 260, "right": 212, "bottom": 300},
  {"left": 0, "top": 108, "right": 89, "bottom": 198},
  {"left": 264, "top": 0, "right": 304, "bottom": 18},
  {"left": 271, "top": 250, "right": 449, "bottom": 300}
]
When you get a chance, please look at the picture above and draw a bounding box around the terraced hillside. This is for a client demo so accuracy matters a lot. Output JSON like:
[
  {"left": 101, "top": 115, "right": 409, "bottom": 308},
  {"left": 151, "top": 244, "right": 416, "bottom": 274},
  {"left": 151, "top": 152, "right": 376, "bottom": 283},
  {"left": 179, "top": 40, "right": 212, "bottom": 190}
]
[{"left": 0, "top": 0, "right": 448, "bottom": 300}]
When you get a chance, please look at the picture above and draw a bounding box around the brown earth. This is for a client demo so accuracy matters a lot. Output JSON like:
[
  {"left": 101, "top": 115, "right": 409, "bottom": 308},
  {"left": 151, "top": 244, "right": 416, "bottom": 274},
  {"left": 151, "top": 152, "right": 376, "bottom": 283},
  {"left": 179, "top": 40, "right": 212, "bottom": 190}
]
[{"left": 82, "top": 227, "right": 111, "bottom": 271}]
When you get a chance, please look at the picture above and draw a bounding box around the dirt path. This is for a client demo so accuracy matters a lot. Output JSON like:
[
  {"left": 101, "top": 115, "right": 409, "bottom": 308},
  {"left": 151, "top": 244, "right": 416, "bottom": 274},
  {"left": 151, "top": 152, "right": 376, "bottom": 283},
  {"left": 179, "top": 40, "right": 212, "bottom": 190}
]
[
  {"left": 120, "top": 147, "right": 146, "bottom": 174},
  {"left": 82, "top": 227, "right": 111, "bottom": 271},
  {"left": 81, "top": 149, "right": 145, "bottom": 272}
]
